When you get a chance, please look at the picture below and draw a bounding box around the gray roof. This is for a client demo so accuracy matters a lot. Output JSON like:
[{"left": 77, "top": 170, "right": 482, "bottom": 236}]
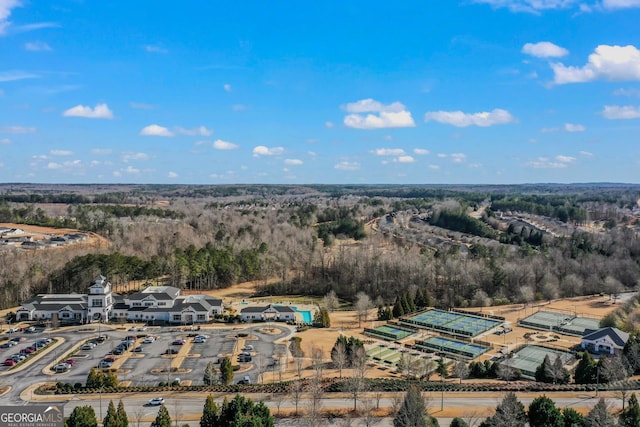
[
  {"left": 241, "top": 304, "right": 295, "bottom": 314},
  {"left": 582, "top": 327, "right": 630, "bottom": 347}
]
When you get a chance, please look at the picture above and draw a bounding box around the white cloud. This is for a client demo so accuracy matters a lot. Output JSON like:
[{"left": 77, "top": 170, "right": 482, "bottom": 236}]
[
  {"left": 0, "top": 0, "right": 20, "bottom": 35},
  {"left": 425, "top": 108, "right": 515, "bottom": 127},
  {"left": 413, "top": 148, "right": 430, "bottom": 155},
  {"left": 602, "top": 0, "right": 640, "bottom": 9},
  {"left": 284, "top": 158, "right": 303, "bottom": 165},
  {"left": 122, "top": 152, "right": 149, "bottom": 162},
  {"left": 112, "top": 171, "right": 121, "bottom": 177},
  {"left": 437, "top": 153, "right": 448, "bottom": 158},
  {"left": 395, "top": 156, "right": 415, "bottom": 163},
  {"left": 46, "top": 162, "right": 62, "bottom": 170},
  {"left": 252, "top": 146, "right": 284, "bottom": 156},
  {"left": 564, "top": 123, "right": 586, "bottom": 132},
  {"left": 0, "top": 125, "right": 36, "bottom": 134},
  {"left": 0, "top": 70, "right": 39, "bottom": 82},
  {"left": 50, "top": 149, "right": 73, "bottom": 156},
  {"left": 25, "top": 41, "right": 51, "bottom": 51},
  {"left": 123, "top": 166, "right": 140, "bottom": 174},
  {"left": 175, "top": 126, "right": 213, "bottom": 136},
  {"left": 472, "top": 0, "right": 577, "bottom": 13},
  {"left": 334, "top": 161, "right": 360, "bottom": 171},
  {"left": 522, "top": 41, "right": 568, "bottom": 58},
  {"left": 223, "top": 84, "right": 232, "bottom": 92},
  {"left": 167, "top": 171, "right": 178, "bottom": 178},
  {"left": 613, "top": 88, "right": 640, "bottom": 97},
  {"left": 140, "top": 124, "right": 174, "bottom": 137},
  {"left": 552, "top": 45, "right": 640, "bottom": 84},
  {"left": 428, "top": 164, "right": 440, "bottom": 170},
  {"left": 46, "top": 160, "right": 82, "bottom": 170},
  {"left": 556, "top": 155, "right": 576, "bottom": 163},
  {"left": 325, "top": 121, "right": 335, "bottom": 128},
  {"left": 372, "top": 148, "right": 406, "bottom": 156},
  {"left": 0, "top": 138, "right": 10, "bottom": 144},
  {"left": 579, "top": 150, "right": 594, "bottom": 157},
  {"left": 342, "top": 98, "right": 415, "bottom": 129},
  {"left": 63, "top": 103, "right": 114, "bottom": 119},
  {"left": 91, "top": 148, "right": 112, "bottom": 155},
  {"left": 451, "top": 153, "right": 467, "bottom": 163},
  {"left": 213, "top": 139, "right": 239, "bottom": 150},
  {"left": 526, "top": 155, "right": 575, "bottom": 168},
  {"left": 602, "top": 105, "right": 640, "bottom": 119},
  {"left": 145, "top": 45, "right": 167, "bottom": 54}
]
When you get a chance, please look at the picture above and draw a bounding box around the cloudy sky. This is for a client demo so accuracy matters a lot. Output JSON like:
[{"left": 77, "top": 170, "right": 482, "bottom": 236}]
[{"left": 1, "top": 0, "right": 640, "bottom": 184}]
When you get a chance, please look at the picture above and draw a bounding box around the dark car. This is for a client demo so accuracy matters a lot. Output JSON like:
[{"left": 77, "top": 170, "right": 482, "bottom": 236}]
[{"left": 165, "top": 349, "right": 178, "bottom": 355}]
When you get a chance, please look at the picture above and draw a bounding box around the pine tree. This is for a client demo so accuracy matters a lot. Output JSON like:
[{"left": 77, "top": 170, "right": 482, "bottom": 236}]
[
  {"left": 620, "top": 393, "right": 640, "bottom": 427},
  {"left": 393, "top": 385, "right": 436, "bottom": 427},
  {"left": 67, "top": 406, "right": 98, "bottom": 427},
  {"left": 401, "top": 293, "right": 411, "bottom": 315},
  {"left": 203, "top": 361, "right": 217, "bottom": 386},
  {"left": 407, "top": 292, "right": 416, "bottom": 313},
  {"left": 562, "top": 408, "right": 584, "bottom": 427},
  {"left": 482, "top": 392, "right": 527, "bottom": 427},
  {"left": 150, "top": 405, "right": 171, "bottom": 427},
  {"left": 103, "top": 401, "right": 118, "bottom": 427},
  {"left": 219, "top": 357, "right": 233, "bottom": 385},
  {"left": 535, "top": 355, "right": 552, "bottom": 382},
  {"left": 528, "top": 395, "right": 563, "bottom": 427},
  {"left": 575, "top": 352, "right": 597, "bottom": 384},
  {"left": 116, "top": 400, "right": 128, "bottom": 427},
  {"left": 585, "top": 398, "right": 616, "bottom": 427},
  {"left": 415, "top": 289, "right": 426, "bottom": 309},
  {"left": 200, "top": 394, "right": 219, "bottom": 427},
  {"left": 393, "top": 298, "right": 405, "bottom": 318},
  {"left": 450, "top": 418, "right": 469, "bottom": 427}
]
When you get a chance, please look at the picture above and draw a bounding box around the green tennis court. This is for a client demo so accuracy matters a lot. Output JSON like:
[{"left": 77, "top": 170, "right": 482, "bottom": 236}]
[
  {"left": 401, "top": 309, "right": 501, "bottom": 337},
  {"left": 414, "top": 336, "right": 490, "bottom": 359},
  {"left": 365, "top": 324, "right": 415, "bottom": 341}
]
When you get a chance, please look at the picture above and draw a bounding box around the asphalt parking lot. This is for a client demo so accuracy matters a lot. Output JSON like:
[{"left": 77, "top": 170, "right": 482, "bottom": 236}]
[{"left": 1, "top": 324, "right": 292, "bottom": 392}]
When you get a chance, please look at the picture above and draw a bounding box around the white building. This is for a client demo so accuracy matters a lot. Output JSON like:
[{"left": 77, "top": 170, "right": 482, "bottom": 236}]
[
  {"left": 240, "top": 304, "right": 296, "bottom": 323},
  {"left": 16, "top": 275, "right": 223, "bottom": 325},
  {"left": 581, "top": 327, "right": 630, "bottom": 355}
]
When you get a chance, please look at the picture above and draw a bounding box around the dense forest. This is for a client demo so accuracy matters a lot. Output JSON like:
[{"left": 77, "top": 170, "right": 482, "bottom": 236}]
[{"left": 0, "top": 184, "right": 639, "bottom": 311}]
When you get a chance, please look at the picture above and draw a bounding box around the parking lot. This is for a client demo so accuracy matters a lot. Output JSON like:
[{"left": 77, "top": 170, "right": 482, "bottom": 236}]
[{"left": 0, "top": 324, "right": 292, "bottom": 391}]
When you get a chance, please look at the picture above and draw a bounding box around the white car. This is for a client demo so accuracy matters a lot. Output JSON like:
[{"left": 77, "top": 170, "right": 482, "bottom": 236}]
[
  {"left": 242, "top": 345, "right": 254, "bottom": 351},
  {"left": 148, "top": 397, "right": 165, "bottom": 406},
  {"left": 193, "top": 336, "right": 206, "bottom": 343},
  {"left": 142, "top": 337, "right": 155, "bottom": 344}
]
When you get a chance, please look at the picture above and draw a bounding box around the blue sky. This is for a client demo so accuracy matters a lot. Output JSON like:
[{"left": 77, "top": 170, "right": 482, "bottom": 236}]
[{"left": 1, "top": 0, "right": 640, "bottom": 184}]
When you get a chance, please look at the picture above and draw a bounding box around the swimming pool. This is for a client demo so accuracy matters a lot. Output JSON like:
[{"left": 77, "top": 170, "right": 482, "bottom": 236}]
[{"left": 291, "top": 306, "right": 313, "bottom": 323}]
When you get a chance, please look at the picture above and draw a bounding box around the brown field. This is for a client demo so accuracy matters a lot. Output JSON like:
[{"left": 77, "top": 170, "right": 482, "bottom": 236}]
[{"left": 0, "top": 222, "right": 109, "bottom": 248}]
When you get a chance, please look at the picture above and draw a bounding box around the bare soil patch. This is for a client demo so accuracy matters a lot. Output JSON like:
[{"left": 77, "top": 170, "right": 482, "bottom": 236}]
[{"left": 0, "top": 222, "right": 108, "bottom": 249}]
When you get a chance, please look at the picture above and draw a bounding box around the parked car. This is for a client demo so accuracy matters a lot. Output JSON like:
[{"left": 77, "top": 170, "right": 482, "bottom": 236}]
[
  {"left": 165, "top": 349, "right": 178, "bottom": 355},
  {"left": 80, "top": 343, "right": 95, "bottom": 351},
  {"left": 99, "top": 361, "right": 113, "bottom": 369},
  {"left": 237, "top": 376, "right": 251, "bottom": 385},
  {"left": 3, "top": 359, "right": 16, "bottom": 366},
  {"left": 132, "top": 347, "right": 143, "bottom": 353},
  {"left": 53, "top": 363, "right": 70, "bottom": 373},
  {"left": 238, "top": 353, "right": 252, "bottom": 362},
  {"left": 193, "top": 336, "right": 206, "bottom": 344},
  {"left": 147, "top": 397, "right": 165, "bottom": 406},
  {"left": 242, "top": 345, "right": 254, "bottom": 351},
  {"left": 64, "top": 358, "right": 76, "bottom": 366},
  {"left": 142, "top": 337, "right": 155, "bottom": 344},
  {"left": 11, "top": 354, "right": 26, "bottom": 362},
  {"left": 25, "top": 327, "right": 36, "bottom": 333},
  {"left": 103, "top": 356, "right": 116, "bottom": 363},
  {"left": 171, "top": 339, "right": 186, "bottom": 346},
  {"left": 112, "top": 348, "right": 124, "bottom": 356},
  {"left": 0, "top": 341, "right": 16, "bottom": 349}
]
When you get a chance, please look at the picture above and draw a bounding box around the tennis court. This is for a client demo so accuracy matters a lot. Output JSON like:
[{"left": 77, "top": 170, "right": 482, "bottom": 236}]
[
  {"left": 364, "top": 324, "right": 415, "bottom": 341},
  {"left": 367, "top": 344, "right": 427, "bottom": 366},
  {"left": 414, "top": 336, "right": 490, "bottom": 359},
  {"left": 507, "top": 345, "right": 574, "bottom": 379},
  {"left": 519, "top": 310, "right": 600, "bottom": 336},
  {"left": 401, "top": 309, "right": 501, "bottom": 337}
]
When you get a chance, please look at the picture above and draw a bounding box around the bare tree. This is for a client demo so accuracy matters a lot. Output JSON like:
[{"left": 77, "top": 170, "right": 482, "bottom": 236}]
[
  {"left": 452, "top": 359, "right": 469, "bottom": 384},
  {"left": 311, "top": 346, "right": 325, "bottom": 379},
  {"left": 132, "top": 405, "right": 145, "bottom": 427},
  {"left": 322, "top": 290, "right": 340, "bottom": 312},
  {"left": 290, "top": 380, "right": 303, "bottom": 417},
  {"left": 360, "top": 395, "right": 381, "bottom": 427},
  {"left": 295, "top": 356, "right": 305, "bottom": 380},
  {"left": 355, "top": 292, "right": 373, "bottom": 328},
  {"left": 305, "top": 373, "right": 324, "bottom": 426},
  {"left": 348, "top": 346, "right": 368, "bottom": 411},
  {"left": 273, "top": 391, "right": 285, "bottom": 418},
  {"left": 332, "top": 339, "right": 348, "bottom": 379}
]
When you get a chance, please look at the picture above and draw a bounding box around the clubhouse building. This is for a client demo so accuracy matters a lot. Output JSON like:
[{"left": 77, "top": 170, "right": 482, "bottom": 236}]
[{"left": 16, "top": 275, "right": 223, "bottom": 325}]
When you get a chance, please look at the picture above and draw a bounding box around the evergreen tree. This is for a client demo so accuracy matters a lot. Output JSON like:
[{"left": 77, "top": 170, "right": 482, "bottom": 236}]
[
  {"left": 535, "top": 355, "right": 552, "bottom": 382},
  {"left": 575, "top": 352, "right": 597, "bottom": 384},
  {"left": 407, "top": 292, "right": 416, "bottom": 313},
  {"left": 66, "top": 406, "right": 98, "bottom": 427},
  {"left": 481, "top": 392, "right": 527, "bottom": 427},
  {"left": 103, "top": 401, "right": 118, "bottom": 427},
  {"left": 116, "top": 400, "right": 128, "bottom": 427},
  {"left": 393, "top": 385, "right": 437, "bottom": 427},
  {"left": 393, "top": 298, "right": 405, "bottom": 318},
  {"left": 200, "top": 395, "right": 219, "bottom": 427},
  {"left": 216, "top": 395, "right": 273, "bottom": 427},
  {"left": 401, "top": 293, "right": 411, "bottom": 315},
  {"left": 620, "top": 393, "right": 640, "bottom": 427},
  {"left": 86, "top": 368, "right": 102, "bottom": 388},
  {"left": 528, "top": 395, "right": 564, "bottom": 427},
  {"left": 450, "top": 418, "right": 469, "bottom": 427},
  {"left": 219, "top": 357, "right": 233, "bottom": 386},
  {"left": 585, "top": 398, "right": 616, "bottom": 427},
  {"left": 150, "top": 405, "right": 171, "bottom": 427},
  {"left": 562, "top": 408, "right": 584, "bottom": 427},
  {"left": 415, "top": 289, "right": 426, "bottom": 309}
]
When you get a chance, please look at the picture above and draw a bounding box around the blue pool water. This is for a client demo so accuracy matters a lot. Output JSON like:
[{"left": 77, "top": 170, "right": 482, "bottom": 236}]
[{"left": 291, "top": 306, "right": 313, "bottom": 323}]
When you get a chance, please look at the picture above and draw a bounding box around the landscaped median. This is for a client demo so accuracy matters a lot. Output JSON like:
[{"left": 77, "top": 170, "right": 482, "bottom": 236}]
[{"left": 0, "top": 337, "right": 63, "bottom": 377}]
